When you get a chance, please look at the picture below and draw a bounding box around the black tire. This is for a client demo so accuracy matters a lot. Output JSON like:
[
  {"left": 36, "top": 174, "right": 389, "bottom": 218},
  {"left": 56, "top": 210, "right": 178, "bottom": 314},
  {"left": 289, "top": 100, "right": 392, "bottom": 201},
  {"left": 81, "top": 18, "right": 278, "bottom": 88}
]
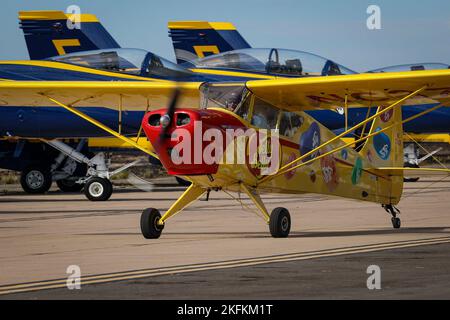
[
  {"left": 56, "top": 179, "right": 84, "bottom": 192},
  {"left": 391, "top": 217, "right": 401, "bottom": 229},
  {"left": 140, "top": 208, "right": 164, "bottom": 239},
  {"left": 269, "top": 207, "right": 291, "bottom": 238},
  {"left": 404, "top": 162, "right": 420, "bottom": 183},
  {"left": 84, "top": 177, "right": 113, "bottom": 201},
  {"left": 20, "top": 165, "right": 52, "bottom": 194},
  {"left": 175, "top": 176, "right": 192, "bottom": 187}
]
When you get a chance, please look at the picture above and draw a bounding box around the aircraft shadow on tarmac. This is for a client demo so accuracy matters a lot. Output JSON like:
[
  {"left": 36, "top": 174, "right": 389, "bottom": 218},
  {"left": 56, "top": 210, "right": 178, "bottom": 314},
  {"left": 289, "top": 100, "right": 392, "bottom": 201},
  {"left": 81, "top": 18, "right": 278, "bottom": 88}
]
[{"left": 79, "top": 227, "right": 450, "bottom": 239}]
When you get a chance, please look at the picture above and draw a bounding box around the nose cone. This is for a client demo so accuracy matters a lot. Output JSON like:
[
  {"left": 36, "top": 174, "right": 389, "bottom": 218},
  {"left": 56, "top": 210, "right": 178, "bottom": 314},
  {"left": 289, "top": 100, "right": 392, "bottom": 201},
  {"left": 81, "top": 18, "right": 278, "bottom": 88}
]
[
  {"left": 160, "top": 114, "right": 171, "bottom": 128},
  {"left": 142, "top": 108, "right": 246, "bottom": 176},
  {"left": 142, "top": 108, "right": 218, "bottom": 176}
]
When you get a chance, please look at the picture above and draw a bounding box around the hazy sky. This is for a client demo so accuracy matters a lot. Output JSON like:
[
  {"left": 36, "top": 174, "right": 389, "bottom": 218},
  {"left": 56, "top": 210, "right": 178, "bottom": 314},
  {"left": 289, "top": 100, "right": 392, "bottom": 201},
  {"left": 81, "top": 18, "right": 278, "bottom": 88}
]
[{"left": 1, "top": 0, "right": 449, "bottom": 71}]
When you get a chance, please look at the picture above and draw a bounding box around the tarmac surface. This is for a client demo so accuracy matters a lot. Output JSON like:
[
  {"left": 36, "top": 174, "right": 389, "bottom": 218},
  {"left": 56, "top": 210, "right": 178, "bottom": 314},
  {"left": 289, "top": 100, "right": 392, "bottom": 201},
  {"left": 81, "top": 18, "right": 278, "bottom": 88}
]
[{"left": 0, "top": 175, "right": 449, "bottom": 299}]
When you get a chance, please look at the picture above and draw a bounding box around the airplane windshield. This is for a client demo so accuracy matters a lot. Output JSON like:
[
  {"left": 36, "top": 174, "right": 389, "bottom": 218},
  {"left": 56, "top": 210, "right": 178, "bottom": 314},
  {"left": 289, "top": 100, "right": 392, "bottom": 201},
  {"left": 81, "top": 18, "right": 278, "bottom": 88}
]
[
  {"left": 200, "top": 83, "right": 248, "bottom": 112},
  {"left": 189, "top": 48, "right": 356, "bottom": 76},
  {"left": 48, "top": 48, "right": 194, "bottom": 79},
  {"left": 368, "top": 63, "right": 450, "bottom": 73}
]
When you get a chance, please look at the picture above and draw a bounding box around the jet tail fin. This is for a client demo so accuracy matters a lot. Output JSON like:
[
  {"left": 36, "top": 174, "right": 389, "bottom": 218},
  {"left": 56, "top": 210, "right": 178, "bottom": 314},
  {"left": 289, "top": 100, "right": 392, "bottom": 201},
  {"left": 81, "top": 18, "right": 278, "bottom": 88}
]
[
  {"left": 19, "top": 11, "right": 120, "bottom": 60},
  {"left": 168, "top": 21, "right": 251, "bottom": 64}
]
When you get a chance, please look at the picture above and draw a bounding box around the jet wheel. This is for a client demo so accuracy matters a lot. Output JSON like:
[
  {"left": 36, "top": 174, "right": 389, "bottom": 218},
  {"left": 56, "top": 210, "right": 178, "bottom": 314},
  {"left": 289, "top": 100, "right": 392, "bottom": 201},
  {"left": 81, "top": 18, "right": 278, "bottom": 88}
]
[
  {"left": 20, "top": 165, "right": 52, "bottom": 194},
  {"left": 403, "top": 163, "right": 420, "bottom": 183},
  {"left": 84, "top": 177, "right": 113, "bottom": 201}
]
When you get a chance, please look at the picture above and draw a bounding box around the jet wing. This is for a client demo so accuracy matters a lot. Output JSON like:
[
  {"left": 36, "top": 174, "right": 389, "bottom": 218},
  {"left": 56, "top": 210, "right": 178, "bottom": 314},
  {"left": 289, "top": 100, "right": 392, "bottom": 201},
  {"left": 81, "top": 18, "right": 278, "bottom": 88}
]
[
  {"left": 245, "top": 69, "right": 450, "bottom": 110},
  {"left": 0, "top": 81, "right": 202, "bottom": 111}
]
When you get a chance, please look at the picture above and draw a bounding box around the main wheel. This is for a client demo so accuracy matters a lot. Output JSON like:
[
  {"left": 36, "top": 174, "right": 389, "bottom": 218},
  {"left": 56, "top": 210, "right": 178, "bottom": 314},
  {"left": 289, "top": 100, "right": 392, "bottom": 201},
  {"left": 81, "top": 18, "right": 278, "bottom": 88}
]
[
  {"left": 84, "top": 177, "right": 113, "bottom": 201},
  {"left": 56, "top": 179, "right": 84, "bottom": 192},
  {"left": 140, "top": 208, "right": 164, "bottom": 239},
  {"left": 20, "top": 165, "right": 52, "bottom": 194},
  {"left": 391, "top": 217, "right": 401, "bottom": 229},
  {"left": 269, "top": 207, "right": 291, "bottom": 238}
]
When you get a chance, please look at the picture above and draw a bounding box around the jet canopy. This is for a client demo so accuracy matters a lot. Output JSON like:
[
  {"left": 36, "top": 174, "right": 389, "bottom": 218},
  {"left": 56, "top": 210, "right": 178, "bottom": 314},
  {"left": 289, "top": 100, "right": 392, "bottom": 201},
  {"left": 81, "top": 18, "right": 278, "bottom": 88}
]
[
  {"left": 368, "top": 63, "right": 450, "bottom": 73},
  {"left": 187, "top": 48, "right": 356, "bottom": 76},
  {"left": 48, "top": 48, "right": 193, "bottom": 79}
]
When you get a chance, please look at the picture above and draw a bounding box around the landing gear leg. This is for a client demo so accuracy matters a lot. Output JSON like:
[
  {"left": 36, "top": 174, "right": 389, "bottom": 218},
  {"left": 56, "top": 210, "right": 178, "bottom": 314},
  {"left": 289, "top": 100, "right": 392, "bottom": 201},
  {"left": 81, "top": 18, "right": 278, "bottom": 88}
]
[
  {"left": 383, "top": 204, "right": 401, "bottom": 229},
  {"left": 140, "top": 184, "right": 206, "bottom": 239},
  {"left": 241, "top": 184, "right": 291, "bottom": 238},
  {"left": 45, "top": 139, "right": 143, "bottom": 201}
]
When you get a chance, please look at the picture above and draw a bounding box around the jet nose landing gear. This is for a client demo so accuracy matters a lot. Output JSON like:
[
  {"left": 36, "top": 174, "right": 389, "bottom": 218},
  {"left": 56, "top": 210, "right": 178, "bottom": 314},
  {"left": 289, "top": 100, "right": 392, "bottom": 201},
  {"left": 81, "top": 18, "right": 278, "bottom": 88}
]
[{"left": 84, "top": 177, "right": 113, "bottom": 201}]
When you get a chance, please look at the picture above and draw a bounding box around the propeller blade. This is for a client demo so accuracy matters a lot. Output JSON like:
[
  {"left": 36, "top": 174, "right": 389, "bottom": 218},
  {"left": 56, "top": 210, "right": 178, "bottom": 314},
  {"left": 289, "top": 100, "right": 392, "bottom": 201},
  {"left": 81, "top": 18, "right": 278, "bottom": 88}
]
[{"left": 159, "top": 88, "right": 181, "bottom": 143}]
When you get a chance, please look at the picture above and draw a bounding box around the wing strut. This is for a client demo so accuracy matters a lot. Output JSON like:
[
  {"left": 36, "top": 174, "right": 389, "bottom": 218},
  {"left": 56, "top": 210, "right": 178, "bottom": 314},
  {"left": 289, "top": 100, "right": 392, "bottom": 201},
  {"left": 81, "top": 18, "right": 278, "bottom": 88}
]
[
  {"left": 43, "top": 95, "right": 159, "bottom": 159},
  {"left": 257, "top": 87, "right": 432, "bottom": 185}
]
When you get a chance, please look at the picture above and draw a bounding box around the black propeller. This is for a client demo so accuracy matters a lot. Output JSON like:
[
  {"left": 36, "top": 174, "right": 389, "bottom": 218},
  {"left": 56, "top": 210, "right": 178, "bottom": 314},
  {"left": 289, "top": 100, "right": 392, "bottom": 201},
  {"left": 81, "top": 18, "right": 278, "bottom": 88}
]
[{"left": 158, "top": 87, "right": 181, "bottom": 144}]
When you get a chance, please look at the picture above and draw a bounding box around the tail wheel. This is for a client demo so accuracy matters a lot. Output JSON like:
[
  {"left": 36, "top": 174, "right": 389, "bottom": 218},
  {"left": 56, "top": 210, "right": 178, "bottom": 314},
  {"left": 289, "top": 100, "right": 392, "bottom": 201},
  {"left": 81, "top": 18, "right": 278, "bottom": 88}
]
[
  {"left": 84, "top": 177, "right": 113, "bottom": 201},
  {"left": 391, "top": 217, "right": 401, "bottom": 229},
  {"left": 140, "top": 208, "right": 164, "bottom": 239},
  {"left": 269, "top": 207, "right": 291, "bottom": 238},
  {"left": 20, "top": 165, "right": 52, "bottom": 194}
]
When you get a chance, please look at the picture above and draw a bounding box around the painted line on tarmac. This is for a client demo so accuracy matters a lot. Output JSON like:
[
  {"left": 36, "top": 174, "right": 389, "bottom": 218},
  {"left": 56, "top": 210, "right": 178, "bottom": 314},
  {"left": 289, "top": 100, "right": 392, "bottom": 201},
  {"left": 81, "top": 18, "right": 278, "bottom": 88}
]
[{"left": 1, "top": 236, "right": 450, "bottom": 296}]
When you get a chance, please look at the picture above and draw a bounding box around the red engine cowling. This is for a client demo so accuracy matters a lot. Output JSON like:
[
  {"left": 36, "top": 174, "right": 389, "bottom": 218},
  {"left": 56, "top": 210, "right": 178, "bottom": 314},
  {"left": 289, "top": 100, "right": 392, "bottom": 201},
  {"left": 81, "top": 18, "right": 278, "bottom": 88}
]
[{"left": 142, "top": 108, "right": 245, "bottom": 176}]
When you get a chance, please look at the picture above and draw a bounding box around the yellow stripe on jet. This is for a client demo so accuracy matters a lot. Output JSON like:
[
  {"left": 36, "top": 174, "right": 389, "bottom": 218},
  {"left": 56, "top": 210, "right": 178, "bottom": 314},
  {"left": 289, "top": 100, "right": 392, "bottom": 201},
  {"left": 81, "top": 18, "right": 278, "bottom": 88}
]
[
  {"left": 168, "top": 21, "right": 237, "bottom": 30},
  {"left": 19, "top": 11, "right": 99, "bottom": 23},
  {"left": 0, "top": 60, "right": 169, "bottom": 82}
]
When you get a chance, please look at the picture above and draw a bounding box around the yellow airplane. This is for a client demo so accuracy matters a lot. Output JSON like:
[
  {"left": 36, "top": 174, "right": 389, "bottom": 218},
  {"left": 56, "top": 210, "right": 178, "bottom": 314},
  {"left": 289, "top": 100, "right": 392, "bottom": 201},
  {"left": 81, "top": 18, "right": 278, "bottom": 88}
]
[{"left": 1, "top": 69, "right": 450, "bottom": 237}]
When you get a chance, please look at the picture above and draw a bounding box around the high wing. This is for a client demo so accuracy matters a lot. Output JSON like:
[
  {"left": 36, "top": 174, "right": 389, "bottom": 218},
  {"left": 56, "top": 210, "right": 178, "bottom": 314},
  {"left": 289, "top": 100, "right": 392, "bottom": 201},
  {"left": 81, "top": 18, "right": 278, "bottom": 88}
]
[
  {"left": 245, "top": 69, "right": 450, "bottom": 110},
  {"left": 2, "top": 70, "right": 450, "bottom": 111},
  {"left": 0, "top": 81, "right": 201, "bottom": 110}
]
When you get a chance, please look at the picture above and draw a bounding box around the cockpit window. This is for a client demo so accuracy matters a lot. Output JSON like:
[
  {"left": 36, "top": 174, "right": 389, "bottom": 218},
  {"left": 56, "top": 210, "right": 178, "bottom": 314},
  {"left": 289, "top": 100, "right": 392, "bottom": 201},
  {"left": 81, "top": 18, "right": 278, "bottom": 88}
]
[
  {"left": 251, "top": 97, "right": 279, "bottom": 130},
  {"left": 235, "top": 94, "right": 251, "bottom": 121},
  {"left": 189, "top": 48, "right": 356, "bottom": 77},
  {"left": 49, "top": 48, "right": 194, "bottom": 79},
  {"left": 49, "top": 48, "right": 148, "bottom": 75},
  {"left": 200, "top": 83, "right": 247, "bottom": 111},
  {"left": 189, "top": 49, "right": 268, "bottom": 73},
  {"left": 367, "top": 63, "right": 450, "bottom": 73},
  {"left": 143, "top": 54, "right": 195, "bottom": 79},
  {"left": 279, "top": 111, "right": 303, "bottom": 137}
]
